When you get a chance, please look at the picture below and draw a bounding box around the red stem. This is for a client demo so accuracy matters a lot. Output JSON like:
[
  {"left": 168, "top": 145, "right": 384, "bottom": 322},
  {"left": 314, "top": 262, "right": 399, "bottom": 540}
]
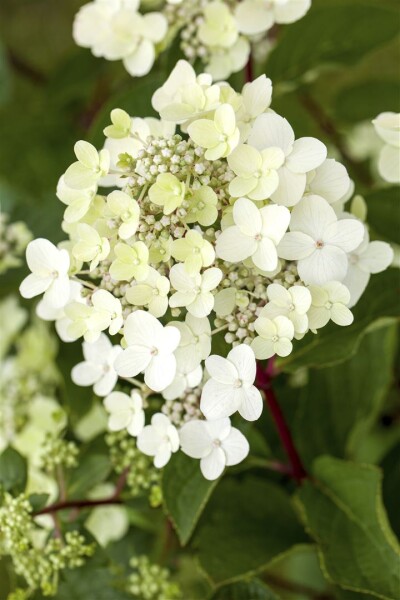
[
  {"left": 35, "top": 468, "right": 129, "bottom": 516},
  {"left": 257, "top": 361, "right": 307, "bottom": 483}
]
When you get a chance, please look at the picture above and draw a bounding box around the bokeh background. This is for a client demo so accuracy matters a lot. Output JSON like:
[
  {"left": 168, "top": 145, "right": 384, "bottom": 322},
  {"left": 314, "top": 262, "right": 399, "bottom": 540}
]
[{"left": 0, "top": 0, "right": 399, "bottom": 598}]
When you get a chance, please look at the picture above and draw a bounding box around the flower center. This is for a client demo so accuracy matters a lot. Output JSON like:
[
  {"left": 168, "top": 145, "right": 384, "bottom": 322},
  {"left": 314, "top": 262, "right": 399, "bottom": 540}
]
[
  {"left": 272, "top": 335, "right": 279, "bottom": 342},
  {"left": 255, "top": 233, "right": 262, "bottom": 241},
  {"left": 212, "top": 439, "right": 222, "bottom": 447},
  {"left": 325, "top": 301, "right": 332, "bottom": 310},
  {"left": 315, "top": 240, "right": 324, "bottom": 249},
  {"left": 233, "top": 378, "right": 243, "bottom": 388},
  {"left": 150, "top": 346, "right": 158, "bottom": 356},
  {"left": 289, "top": 303, "right": 295, "bottom": 311}
]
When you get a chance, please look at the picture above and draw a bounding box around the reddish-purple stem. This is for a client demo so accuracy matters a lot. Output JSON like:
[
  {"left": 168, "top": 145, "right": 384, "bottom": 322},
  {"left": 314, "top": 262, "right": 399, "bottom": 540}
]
[{"left": 257, "top": 360, "right": 307, "bottom": 484}]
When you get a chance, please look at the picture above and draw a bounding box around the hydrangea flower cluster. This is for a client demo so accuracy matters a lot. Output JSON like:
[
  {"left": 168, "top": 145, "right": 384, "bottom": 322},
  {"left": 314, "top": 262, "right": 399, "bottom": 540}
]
[
  {"left": 20, "top": 61, "right": 393, "bottom": 481},
  {"left": 73, "top": 0, "right": 312, "bottom": 79}
]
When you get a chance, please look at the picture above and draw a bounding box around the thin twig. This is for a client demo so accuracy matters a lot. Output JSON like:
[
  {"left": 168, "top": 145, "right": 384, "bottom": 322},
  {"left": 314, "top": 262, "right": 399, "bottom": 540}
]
[{"left": 35, "top": 467, "right": 129, "bottom": 516}]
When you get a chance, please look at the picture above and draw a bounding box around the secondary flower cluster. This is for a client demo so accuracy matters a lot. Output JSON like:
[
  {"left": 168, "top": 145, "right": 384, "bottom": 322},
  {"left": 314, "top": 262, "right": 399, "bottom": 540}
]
[
  {"left": 372, "top": 112, "right": 400, "bottom": 184},
  {"left": 20, "top": 61, "right": 393, "bottom": 480},
  {"left": 73, "top": 0, "right": 312, "bottom": 79}
]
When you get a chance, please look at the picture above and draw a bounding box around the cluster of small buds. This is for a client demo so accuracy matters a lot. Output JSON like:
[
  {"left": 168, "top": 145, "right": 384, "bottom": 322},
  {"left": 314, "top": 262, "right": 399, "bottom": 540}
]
[
  {"left": 272, "top": 262, "right": 301, "bottom": 289},
  {"left": 127, "top": 556, "right": 181, "bottom": 600},
  {"left": 0, "top": 213, "right": 32, "bottom": 275},
  {"left": 106, "top": 432, "right": 161, "bottom": 504},
  {"left": 0, "top": 494, "right": 94, "bottom": 597},
  {"left": 39, "top": 434, "right": 79, "bottom": 473},
  {"left": 161, "top": 386, "right": 202, "bottom": 426}
]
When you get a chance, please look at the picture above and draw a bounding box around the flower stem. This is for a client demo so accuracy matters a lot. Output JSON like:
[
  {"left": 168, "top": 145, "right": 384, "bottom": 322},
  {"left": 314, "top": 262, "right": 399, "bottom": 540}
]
[
  {"left": 35, "top": 468, "right": 129, "bottom": 516},
  {"left": 256, "top": 360, "right": 307, "bottom": 483},
  {"left": 245, "top": 52, "right": 254, "bottom": 83}
]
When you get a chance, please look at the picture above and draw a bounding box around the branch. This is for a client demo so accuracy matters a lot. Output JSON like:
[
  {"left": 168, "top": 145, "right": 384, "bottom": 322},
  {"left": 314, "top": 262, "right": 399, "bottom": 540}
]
[
  {"left": 35, "top": 468, "right": 129, "bottom": 516},
  {"left": 256, "top": 360, "right": 308, "bottom": 484},
  {"left": 299, "top": 91, "right": 373, "bottom": 188},
  {"left": 7, "top": 49, "right": 46, "bottom": 85}
]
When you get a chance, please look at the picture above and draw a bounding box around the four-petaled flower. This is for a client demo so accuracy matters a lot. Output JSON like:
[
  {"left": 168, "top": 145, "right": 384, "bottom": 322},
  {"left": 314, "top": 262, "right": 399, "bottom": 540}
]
[
  {"left": 251, "top": 315, "right": 294, "bottom": 359},
  {"left": 169, "top": 264, "right": 222, "bottom": 317},
  {"left": 260, "top": 283, "right": 312, "bottom": 335},
  {"left": 104, "top": 390, "right": 145, "bottom": 437},
  {"left": 307, "top": 282, "right": 353, "bottom": 330},
  {"left": 20, "top": 238, "right": 70, "bottom": 309},
  {"left": 187, "top": 104, "right": 240, "bottom": 160},
  {"left": 201, "top": 344, "right": 263, "bottom": 421},
  {"left": 137, "top": 413, "right": 179, "bottom": 468},
  {"left": 180, "top": 417, "right": 249, "bottom": 480},
  {"left": 114, "top": 310, "right": 180, "bottom": 392},
  {"left": 216, "top": 197, "right": 290, "bottom": 272},
  {"left": 277, "top": 195, "right": 364, "bottom": 285},
  {"left": 71, "top": 333, "right": 122, "bottom": 397}
]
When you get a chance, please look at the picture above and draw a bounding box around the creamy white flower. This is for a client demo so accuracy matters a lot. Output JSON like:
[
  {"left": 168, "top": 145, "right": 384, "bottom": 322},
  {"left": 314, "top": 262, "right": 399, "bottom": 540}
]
[
  {"left": 179, "top": 417, "right": 249, "bottom": 480},
  {"left": 235, "top": 0, "right": 311, "bottom": 35},
  {"left": 137, "top": 413, "right": 179, "bottom": 468},
  {"left": 107, "top": 190, "right": 140, "bottom": 240},
  {"left": 64, "top": 141, "right": 110, "bottom": 189},
  {"left": 228, "top": 144, "right": 285, "bottom": 200},
  {"left": 73, "top": 1, "right": 167, "bottom": 77},
  {"left": 248, "top": 113, "right": 327, "bottom": 206},
  {"left": 216, "top": 197, "right": 290, "bottom": 272},
  {"left": 372, "top": 112, "right": 400, "bottom": 183},
  {"left": 278, "top": 195, "right": 364, "bottom": 285},
  {"left": 201, "top": 344, "right": 263, "bottom": 421},
  {"left": 72, "top": 223, "right": 110, "bottom": 271},
  {"left": 236, "top": 75, "right": 273, "bottom": 142},
  {"left": 199, "top": 1, "right": 238, "bottom": 48},
  {"left": 114, "top": 310, "right": 180, "bottom": 392},
  {"left": 187, "top": 104, "right": 240, "bottom": 159},
  {"left": 103, "top": 390, "right": 144, "bottom": 436},
  {"left": 92, "top": 289, "right": 123, "bottom": 335},
  {"left": 36, "top": 280, "right": 83, "bottom": 341},
  {"left": 71, "top": 333, "right": 122, "bottom": 397},
  {"left": 125, "top": 267, "right": 170, "bottom": 317},
  {"left": 169, "top": 264, "right": 222, "bottom": 318},
  {"left": 57, "top": 176, "right": 97, "bottom": 223},
  {"left": 64, "top": 301, "right": 111, "bottom": 343},
  {"left": 342, "top": 229, "right": 394, "bottom": 307},
  {"left": 20, "top": 239, "right": 70, "bottom": 309},
  {"left": 260, "top": 283, "right": 312, "bottom": 335},
  {"left": 170, "top": 313, "right": 212, "bottom": 372},
  {"left": 305, "top": 159, "right": 351, "bottom": 205},
  {"left": 152, "top": 60, "right": 221, "bottom": 124},
  {"left": 251, "top": 315, "right": 294, "bottom": 359},
  {"left": 307, "top": 282, "right": 353, "bottom": 330},
  {"left": 171, "top": 230, "right": 215, "bottom": 275}
]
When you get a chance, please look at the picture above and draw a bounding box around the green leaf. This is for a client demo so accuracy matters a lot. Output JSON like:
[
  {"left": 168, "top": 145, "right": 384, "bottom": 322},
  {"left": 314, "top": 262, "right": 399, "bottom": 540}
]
[
  {"left": 211, "top": 579, "right": 280, "bottom": 600},
  {"left": 293, "top": 324, "right": 397, "bottom": 468},
  {"left": 0, "top": 42, "right": 11, "bottom": 107},
  {"left": 28, "top": 493, "right": 50, "bottom": 512},
  {"left": 162, "top": 452, "right": 218, "bottom": 545},
  {"left": 0, "top": 447, "right": 27, "bottom": 495},
  {"left": 195, "top": 476, "right": 308, "bottom": 586},
  {"left": 364, "top": 188, "right": 400, "bottom": 245},
  {"left": 279, "top": 269, "right": 400, "bottom": 371},
  {"left": 334, "top": 81, "right": 400, "bottom": 123},
  {"left": 68, "top": 453, "right": 111, "bottom": 499},
  {"left": 295, "top": 456, "right": 400, "bottom": 599},
  {"left": 56, "top": 564, "right": 132, "bottom": 600},
  {"left": 266, "top": 2, "right": 399, "bottom": 84}
]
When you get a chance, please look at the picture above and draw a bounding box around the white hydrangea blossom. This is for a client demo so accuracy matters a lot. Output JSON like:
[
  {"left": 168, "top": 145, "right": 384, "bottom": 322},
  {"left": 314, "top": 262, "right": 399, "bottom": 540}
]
[
  {"left": 73, "top": 0, "right": 167, "bottom": 77},
  {"left": 72, "top": 0, "right": 311, "bottom": 80},
  {"left": 372, "top": 112, "right": 400, "bottom": 183},
  {"left": 71, "top": 334, "right": 122, "bottom": 397},
  {"left": 21, "top": 59, "right": 393, "bottom": 481},
  {"left": 180, "top": 417, "right": 249, "bottom": 480}
]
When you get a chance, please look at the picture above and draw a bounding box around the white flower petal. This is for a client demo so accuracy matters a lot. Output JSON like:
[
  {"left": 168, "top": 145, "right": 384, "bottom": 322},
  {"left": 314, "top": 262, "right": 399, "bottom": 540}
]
[
  {"left": 179, "top": 420, "right": 212, "bottom": 459},
  {"left": 227, "top": 344, "right": 256, "bottom": 384},
  {"left": 248, "top": 113, "right": 295, "bottom": 155},
  {"left": 201, "top": 379, "right": 240, "bottom": 420},
  {"left": 237, "top": 386, "right": 263, "bottom": 421},
  {"left": 223, "top": 428, "right": 250, "bottom": 465},
  {"left": 114, "top": 346, "right": 151, "bottom": 378},
  {"left": 286, "top": 137, "right": 327, "bottom": 174},
  {"left": 144, "top": 353, "right": 176, "bottom": 392},
  {"left": 298, "top": 246, "right": 348, "bottom": 286},
  {"left": 200, "top": 447, "right": 226, "bottom": 480},
  {"left": 216, "top": 226, "right": 257, "bottom": 263}
]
